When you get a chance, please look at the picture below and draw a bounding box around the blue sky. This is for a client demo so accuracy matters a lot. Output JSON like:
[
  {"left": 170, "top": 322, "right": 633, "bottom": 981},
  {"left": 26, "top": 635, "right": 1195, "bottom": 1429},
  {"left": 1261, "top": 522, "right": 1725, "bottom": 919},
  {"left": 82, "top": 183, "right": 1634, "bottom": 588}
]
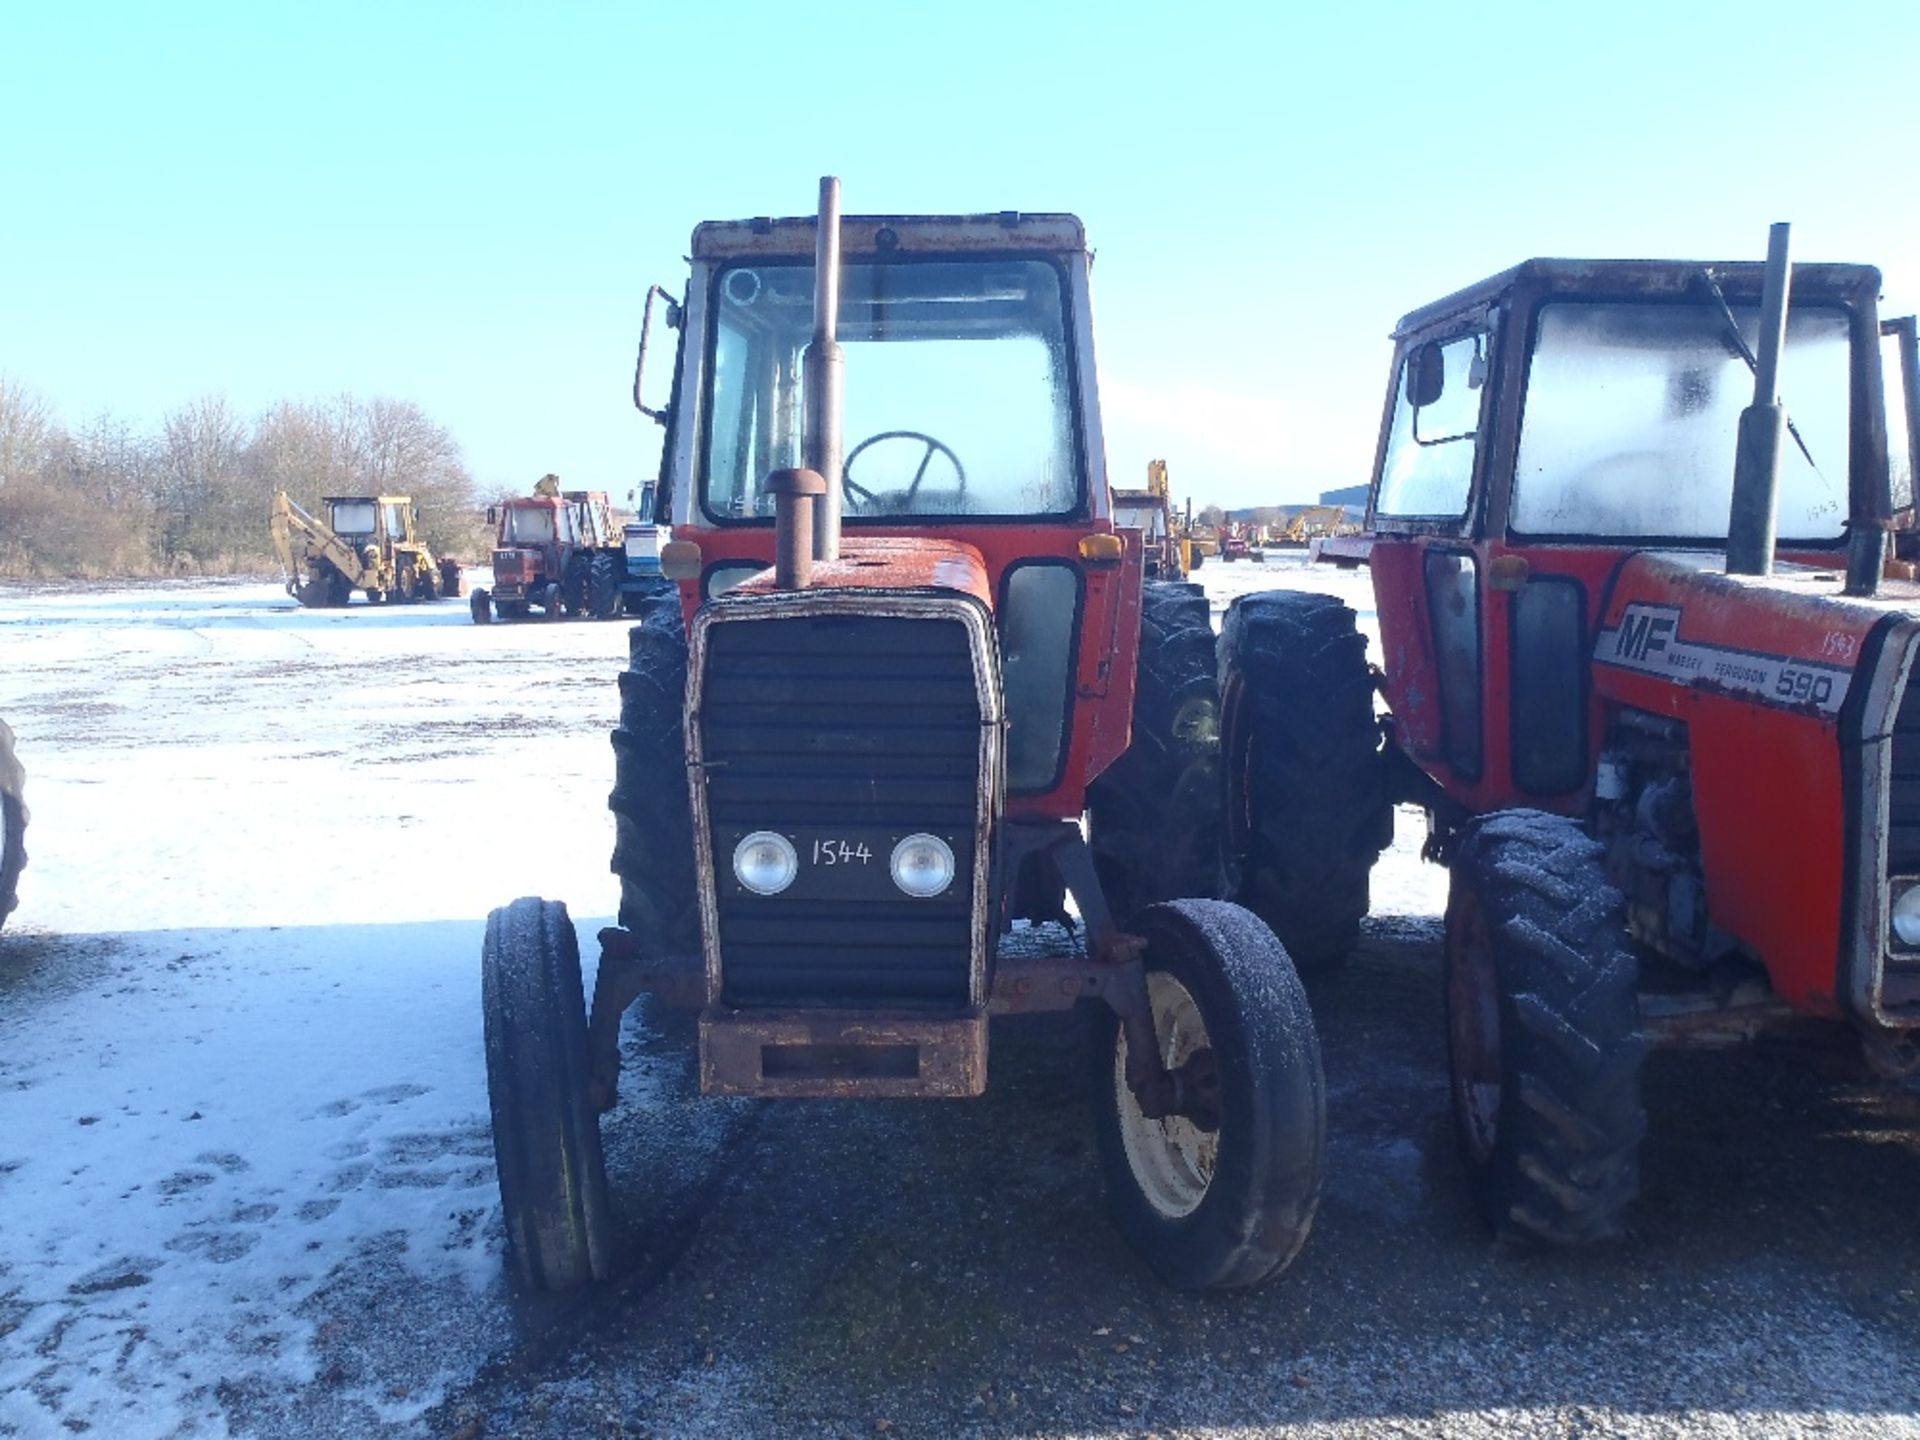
[{"left": 3, "top": 0, "right": 1914, "bottom": 510}]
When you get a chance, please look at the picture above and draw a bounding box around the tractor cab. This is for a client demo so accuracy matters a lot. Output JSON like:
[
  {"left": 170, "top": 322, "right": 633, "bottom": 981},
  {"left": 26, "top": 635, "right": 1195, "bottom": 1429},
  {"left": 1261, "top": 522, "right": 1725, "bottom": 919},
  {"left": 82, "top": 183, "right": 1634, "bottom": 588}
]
[
  {"left": 1349, "top": 258, "right": 1902, "bottom": 818},
  {"left": 642, "top": 206, "right": 1128, "bottom": 820},
  {"left": 1301, "top": 234, "right": 1920, "bottom": 1247},
  {"left": 325, "top": 498, "right": 378, "bottom": 539},
  {"left": 324, "top": 496, "right": 418, "bottom": 547}
]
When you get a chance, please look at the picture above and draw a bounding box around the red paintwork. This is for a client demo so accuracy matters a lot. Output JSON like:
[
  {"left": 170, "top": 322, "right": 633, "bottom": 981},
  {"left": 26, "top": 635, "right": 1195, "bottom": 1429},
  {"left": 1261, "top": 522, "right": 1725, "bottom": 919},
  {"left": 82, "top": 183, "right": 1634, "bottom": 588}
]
[
  {"left": 1370, "top": 539, "right": 1623, "bottom": 818},
  {"left": 1372, "top": 534, "right": 1919, "bottom": 1018},
  {"left": 730, "top": 536, "right": 994, "bottom": 606},
  {"left": 682, "top": 523, "right": 1142, "bottom": 821}
]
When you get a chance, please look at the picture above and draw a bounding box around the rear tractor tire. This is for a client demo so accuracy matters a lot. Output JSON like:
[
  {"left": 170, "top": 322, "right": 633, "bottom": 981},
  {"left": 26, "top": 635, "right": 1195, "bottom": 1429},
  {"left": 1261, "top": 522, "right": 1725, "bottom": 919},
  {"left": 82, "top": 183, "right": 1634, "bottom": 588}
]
[
  {"left": 1445, "top": 810, "right": 1645, "bottom": 1246},
  {"left": 1091, "top": 899, "right": 1325, "bottom": 1290},
  {"left": 564, "top": 554, "right": 593, "bottom": 617},
  {"left": 470, "top": 587, "right": 492, "bottom": 625},
  {"left": 0, "top": 721, "right": 27, "bottom": 933},
  {"left": 608, "top": 590, "right": 701, "bottom": 958},
  {"left": 1218, "top": 590, "right": 1391, "bottom": 970},
  {"left": 1088, "top": 580, "right": 1222, "bottom": 921},
  {"left": 481, "top": 896, "right": 614, "bottom": 1290},
  {"left": 588, "top": 552, "right": 624, "bottom": 620}
]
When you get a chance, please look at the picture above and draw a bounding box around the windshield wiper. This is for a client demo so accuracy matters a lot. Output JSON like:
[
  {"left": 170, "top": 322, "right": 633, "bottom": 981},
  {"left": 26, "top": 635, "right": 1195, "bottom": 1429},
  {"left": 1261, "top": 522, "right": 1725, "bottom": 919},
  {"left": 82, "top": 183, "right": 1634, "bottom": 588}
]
[{"left": 1699, "top": 268, "right": 1820, "bottom": 472}]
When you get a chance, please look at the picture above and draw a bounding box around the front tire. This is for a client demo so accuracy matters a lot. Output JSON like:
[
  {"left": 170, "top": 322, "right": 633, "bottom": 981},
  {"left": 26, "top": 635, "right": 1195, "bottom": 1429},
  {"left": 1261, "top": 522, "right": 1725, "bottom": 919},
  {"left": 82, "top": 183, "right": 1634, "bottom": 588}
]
[
  {"left": 1445, "top": 810, "right": 1645, "bottom": 1246},
  {"left": 1091, "top": 899, "right": 1325, "bottom": 1290},
  {"left": 1218, "top": 590, "right": 1390, "bottom": 970},
  {"left": 470, "top": 587, "right": 492, "bottom": 625},
  {"left": 482, "top": 897, "right": 613, "bottom": 1290},
  {"left": 1088, "top": 581, "right": 1222, "bottom": 921},
  {"left": 0, "top": 721, "right": 27, "bottom": 933}
]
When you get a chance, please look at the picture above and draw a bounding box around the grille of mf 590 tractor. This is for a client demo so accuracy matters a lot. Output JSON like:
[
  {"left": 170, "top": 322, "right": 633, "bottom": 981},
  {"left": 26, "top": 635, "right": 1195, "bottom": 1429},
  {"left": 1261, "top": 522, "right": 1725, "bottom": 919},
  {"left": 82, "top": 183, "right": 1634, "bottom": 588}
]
[{"left": 699, "top": 613, "right": 983, "bottom": 1009}]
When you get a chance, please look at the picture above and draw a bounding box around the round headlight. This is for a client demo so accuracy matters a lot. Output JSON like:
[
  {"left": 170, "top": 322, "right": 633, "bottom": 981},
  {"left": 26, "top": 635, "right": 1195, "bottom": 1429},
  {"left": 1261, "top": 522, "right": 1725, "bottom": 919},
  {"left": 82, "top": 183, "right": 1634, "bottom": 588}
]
[
  {"left": 733, "top": 831, "right": 798, "bottom": 896},
  {"left": 890, "top": 833, "right": 956, "bottom": 899},
  {"left": 1894, "top": 884, "right": 1920, "bottom": 948}
]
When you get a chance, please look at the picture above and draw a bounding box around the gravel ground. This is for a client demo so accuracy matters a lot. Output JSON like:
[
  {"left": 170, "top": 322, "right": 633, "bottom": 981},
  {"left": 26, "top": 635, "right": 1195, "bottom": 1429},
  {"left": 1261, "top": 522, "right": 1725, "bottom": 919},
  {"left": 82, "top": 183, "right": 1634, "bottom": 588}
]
[{"left": 6, "top": 560, "right": 1920, "bottom": 1439}]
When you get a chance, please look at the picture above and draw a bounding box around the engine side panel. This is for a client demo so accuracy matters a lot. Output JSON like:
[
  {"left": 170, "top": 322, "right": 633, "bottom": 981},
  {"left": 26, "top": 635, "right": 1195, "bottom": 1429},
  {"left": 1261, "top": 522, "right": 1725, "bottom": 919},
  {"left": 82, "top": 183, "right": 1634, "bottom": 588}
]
[{"left": 1592, "top": 553, "right": 1905, "bottom": 1016}]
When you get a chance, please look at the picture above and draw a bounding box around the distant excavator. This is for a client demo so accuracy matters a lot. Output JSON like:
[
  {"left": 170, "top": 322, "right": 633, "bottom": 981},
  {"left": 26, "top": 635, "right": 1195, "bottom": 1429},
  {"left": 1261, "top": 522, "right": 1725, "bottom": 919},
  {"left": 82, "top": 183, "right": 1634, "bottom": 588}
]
[
  {"left": 269, "top": 492, "right": 464, "bottom": 607},
  {"left": 1110, "top": 459, "right": 1196, "bottom": 579}
]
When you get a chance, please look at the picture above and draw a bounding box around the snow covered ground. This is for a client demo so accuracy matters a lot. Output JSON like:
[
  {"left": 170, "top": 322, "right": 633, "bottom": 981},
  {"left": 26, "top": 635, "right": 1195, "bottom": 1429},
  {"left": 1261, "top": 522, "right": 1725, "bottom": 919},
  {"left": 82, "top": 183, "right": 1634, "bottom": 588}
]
[
  {"left": 0, "top": 578, "right": 643, "bottom": 1436},
  {"left": 0, "top": 555, "right": 1420, "bottom": 1438}
]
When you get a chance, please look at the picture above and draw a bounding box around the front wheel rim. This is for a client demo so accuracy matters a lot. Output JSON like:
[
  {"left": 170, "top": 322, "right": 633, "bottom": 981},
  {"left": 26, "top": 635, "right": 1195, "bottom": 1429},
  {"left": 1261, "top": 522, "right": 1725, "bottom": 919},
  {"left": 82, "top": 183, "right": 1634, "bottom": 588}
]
[{"left": 1114, "top": 970, "right": 1218, "bottom": 1219}]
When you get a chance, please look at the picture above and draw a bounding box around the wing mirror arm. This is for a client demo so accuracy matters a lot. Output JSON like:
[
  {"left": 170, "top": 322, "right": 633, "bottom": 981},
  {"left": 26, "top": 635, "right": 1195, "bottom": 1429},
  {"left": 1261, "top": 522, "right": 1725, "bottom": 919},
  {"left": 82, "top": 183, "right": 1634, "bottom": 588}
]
[{"left": 634, "top": 284, "right": 682, "bottom": 426}]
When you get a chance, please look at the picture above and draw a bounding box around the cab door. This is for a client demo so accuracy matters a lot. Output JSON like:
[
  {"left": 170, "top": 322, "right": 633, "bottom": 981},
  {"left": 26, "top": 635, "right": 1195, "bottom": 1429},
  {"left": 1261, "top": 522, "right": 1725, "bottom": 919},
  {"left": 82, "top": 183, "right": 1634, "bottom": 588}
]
[{"left": 1366, "top": 317, "right": 1497, "bottom": 798}]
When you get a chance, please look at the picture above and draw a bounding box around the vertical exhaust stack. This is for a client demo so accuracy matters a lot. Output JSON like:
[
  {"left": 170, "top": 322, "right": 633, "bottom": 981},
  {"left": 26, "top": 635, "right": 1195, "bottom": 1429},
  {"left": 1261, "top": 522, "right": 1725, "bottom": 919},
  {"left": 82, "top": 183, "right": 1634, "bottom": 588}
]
[
  {"left": 769, "top": 176, "right": 845, "bottom": 589},
  {"left": 1727, "top": 223, "right": 1793, "bottom": 577},
  {"left": 805, "top": 176, "right": 845, "bottom": 564}
]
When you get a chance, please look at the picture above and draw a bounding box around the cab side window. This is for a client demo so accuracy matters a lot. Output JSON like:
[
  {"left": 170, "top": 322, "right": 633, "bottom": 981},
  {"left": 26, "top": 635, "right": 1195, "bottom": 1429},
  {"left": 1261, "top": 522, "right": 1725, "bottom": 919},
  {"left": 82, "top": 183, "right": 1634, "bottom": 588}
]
[{"left": 1376, "top": 331, "right": 1488, "bottom": 522}]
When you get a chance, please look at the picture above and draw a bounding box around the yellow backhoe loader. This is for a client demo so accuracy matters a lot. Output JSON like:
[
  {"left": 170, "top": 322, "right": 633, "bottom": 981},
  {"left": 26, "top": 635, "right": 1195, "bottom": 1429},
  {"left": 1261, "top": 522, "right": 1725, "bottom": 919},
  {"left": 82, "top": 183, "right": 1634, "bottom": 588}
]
[{"left": 269, "top": 492, "right": 464, "bottom": 607}]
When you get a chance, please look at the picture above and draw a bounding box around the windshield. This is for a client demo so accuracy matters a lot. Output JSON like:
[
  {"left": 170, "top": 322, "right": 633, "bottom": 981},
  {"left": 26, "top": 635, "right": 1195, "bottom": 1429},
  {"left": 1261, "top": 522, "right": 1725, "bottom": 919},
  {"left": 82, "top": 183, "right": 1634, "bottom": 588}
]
[
  {"left": 330, "top": 500, "right": 375, "bottom": 535},
  {"left": 1512, "top": 300, "right": 1852, "bottom": 542},
  {"left": 700, "top": 257, "right": 1080, "bottom": 521},
  {"left": 503, "top": 507, "right": 556, "bottom": 543}
]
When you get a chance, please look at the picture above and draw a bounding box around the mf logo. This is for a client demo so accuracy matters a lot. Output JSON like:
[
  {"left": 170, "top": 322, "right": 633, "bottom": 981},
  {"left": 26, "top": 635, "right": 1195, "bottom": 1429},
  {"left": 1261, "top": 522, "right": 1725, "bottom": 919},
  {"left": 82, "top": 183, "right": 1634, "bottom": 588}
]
[{"left": 1614, "top": 604, "right": 1680, "bottom": 662}]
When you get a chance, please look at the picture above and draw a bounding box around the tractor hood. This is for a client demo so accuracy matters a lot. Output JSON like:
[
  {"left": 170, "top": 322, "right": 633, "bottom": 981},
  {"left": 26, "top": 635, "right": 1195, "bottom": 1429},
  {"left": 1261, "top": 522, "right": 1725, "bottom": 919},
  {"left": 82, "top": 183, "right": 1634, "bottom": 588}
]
[
  {"left": 1594, "top": 551, "right": 1920, "bottom": 724},
  {"left": 726, "top": 537, "right": 993, "bottom": 610}
]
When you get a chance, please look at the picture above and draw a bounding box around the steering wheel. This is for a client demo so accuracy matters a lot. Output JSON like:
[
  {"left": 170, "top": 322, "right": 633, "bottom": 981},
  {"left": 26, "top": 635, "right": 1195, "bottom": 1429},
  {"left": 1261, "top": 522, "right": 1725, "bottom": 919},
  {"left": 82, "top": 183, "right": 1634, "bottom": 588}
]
[{"left": 842, "top": 430, "right": 968, "bottom": 514}]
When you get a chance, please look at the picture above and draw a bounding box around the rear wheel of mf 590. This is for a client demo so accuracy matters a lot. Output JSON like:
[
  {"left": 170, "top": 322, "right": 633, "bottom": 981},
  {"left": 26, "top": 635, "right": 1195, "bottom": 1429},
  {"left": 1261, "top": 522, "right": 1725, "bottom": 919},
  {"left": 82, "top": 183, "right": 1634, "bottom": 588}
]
[
  {"left": 469, "top": 588, "right": 492, "bottom": 625},
  {"left": 0, "top": 720, "right": 27, "bottom": 932},
  {"left": 1091, "top": 899, "right": 1325, "bottom": 1290},
  {"left": 1445, "top": 810, "right": 1645, "bottom": 1246},
  {"left": 482, "top": 897, "right": 613, "bottom": 1290}
]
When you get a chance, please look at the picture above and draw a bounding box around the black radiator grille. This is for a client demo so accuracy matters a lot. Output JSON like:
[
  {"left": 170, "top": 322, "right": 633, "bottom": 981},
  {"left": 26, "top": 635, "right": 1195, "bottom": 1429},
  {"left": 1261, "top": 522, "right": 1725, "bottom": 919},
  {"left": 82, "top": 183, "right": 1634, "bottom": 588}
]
[
  {"left": 1891, "top": 671, "right": 1920, "bottom": 875},
  {"left": 701, "top": 614, "right": 982, "bottom": 1009}
]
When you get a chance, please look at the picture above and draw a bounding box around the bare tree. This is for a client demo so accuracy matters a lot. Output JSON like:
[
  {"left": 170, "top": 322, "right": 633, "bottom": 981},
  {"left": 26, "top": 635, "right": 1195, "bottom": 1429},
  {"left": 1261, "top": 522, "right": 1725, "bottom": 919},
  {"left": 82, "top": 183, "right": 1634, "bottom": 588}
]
[
  {"left": 158, "top": 395, "right": 253, "bottom": 566},
  {"left": 0, "top": 374, "right": 53, "bottom": 487}
]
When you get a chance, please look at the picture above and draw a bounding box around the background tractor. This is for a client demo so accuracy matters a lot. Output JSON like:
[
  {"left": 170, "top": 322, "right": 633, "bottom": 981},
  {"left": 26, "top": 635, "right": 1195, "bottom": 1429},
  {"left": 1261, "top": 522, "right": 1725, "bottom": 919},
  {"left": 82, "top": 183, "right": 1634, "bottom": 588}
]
[
  {"left": 479, "top": 179, "right": 1328, "bottom": 1295},
  {"left": 1268, "top": 227, "right": 1920, "bottom": 1245},
  {"left": 0, "top": 719, "right": 25, "bottom": 933},
  {"left": 469, "top": 475, "right": 666, "bottom": 622},
  {"left": 269, "top": 491, "right": 463, "bottom": 607},
  {"left": 1111, "top": 458, "right": 1190, "bottom": 579}
]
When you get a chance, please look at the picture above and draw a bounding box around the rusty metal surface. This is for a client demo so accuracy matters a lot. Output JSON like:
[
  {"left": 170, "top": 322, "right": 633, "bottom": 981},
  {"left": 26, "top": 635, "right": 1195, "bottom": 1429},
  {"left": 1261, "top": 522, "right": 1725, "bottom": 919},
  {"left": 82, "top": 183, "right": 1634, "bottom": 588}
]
[
  {"left": 766, "top": 468, "right": 825, "bottom": 589},
  {"left": 728, "top": 535, "right": 993, "bottom": 607},
  {"left": 1639, "top": 985, "right": 1801, "bottom": 1048},
  {"left": 698, "top": 1008, "right": 988, "bottom": 1098}
]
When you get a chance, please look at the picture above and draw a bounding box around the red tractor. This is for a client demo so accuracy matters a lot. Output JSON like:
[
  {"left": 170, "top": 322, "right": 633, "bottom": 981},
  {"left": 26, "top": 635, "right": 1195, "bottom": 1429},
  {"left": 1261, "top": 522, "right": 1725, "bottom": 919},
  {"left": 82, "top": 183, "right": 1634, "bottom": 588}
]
[
  {"left": 1283, "top": 227, "right": 1920, "bottom": 1244},
  {"left": 470, "top": 477, "right": 632, "bottom": 623},
  {"left": 479, "top": 180, "right": 1329, "bottom": 1293}
]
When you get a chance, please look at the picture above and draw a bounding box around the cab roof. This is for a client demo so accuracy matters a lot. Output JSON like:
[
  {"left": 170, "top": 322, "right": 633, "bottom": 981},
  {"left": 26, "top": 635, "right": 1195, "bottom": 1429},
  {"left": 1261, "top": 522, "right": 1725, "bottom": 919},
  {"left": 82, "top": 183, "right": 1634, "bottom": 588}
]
[
  {"left": 691, "top": 212, "right": 1087, "bottom": 261},
  {"left": 1393, "top": 258, "right": 1883, "bottom": 339}
]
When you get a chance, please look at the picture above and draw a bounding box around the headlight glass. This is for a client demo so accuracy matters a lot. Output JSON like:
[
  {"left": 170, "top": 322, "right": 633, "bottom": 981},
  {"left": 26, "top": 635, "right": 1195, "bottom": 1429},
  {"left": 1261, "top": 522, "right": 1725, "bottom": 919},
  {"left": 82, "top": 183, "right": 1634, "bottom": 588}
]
[
  {"left": 733, "top": 831, "right": 798, "bottom": 896},
  {"left": 890, "top": 833, "right": 956, "bottom": 899},
  {"left": 1893, "top": 883, "right": 1920, "bottom": 948}
]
